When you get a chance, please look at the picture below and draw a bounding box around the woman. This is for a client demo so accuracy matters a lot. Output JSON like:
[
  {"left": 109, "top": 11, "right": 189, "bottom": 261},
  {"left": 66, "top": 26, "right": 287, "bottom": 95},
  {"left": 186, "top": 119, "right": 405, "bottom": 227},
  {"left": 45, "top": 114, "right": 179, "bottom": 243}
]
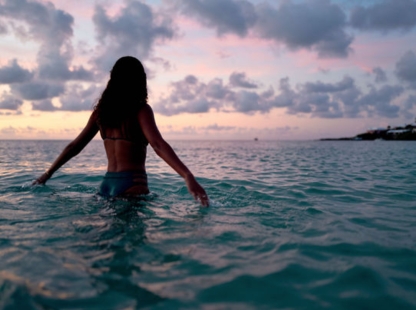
[{"left": 34, "top": 56, "right": 209, "bottom": 206}]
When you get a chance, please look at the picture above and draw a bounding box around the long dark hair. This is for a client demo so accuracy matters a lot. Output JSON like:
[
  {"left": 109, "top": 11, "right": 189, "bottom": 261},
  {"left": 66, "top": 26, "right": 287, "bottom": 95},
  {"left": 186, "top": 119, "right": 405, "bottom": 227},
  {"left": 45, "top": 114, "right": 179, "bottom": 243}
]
[{"left": 95, "top": 56, "right": 148, "bottom": 127}]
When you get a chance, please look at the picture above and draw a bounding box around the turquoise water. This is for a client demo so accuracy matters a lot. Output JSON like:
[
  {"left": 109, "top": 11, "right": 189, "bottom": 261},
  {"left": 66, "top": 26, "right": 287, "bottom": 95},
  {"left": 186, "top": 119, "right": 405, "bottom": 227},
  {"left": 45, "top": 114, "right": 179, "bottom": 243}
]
[{"left": 1, "top": 140, "right": 416, "bottom": 309}]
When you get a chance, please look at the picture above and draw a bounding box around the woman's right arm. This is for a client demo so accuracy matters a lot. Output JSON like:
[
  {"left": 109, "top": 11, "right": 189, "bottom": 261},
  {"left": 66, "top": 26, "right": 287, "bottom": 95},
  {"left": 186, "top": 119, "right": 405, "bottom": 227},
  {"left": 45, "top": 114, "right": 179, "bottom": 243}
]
[
  {"left": 33, "top": 111, "right": 99, "bottom": 185},
  {"left": 138, "top": 104, "right": 209, "bottom": 206}
]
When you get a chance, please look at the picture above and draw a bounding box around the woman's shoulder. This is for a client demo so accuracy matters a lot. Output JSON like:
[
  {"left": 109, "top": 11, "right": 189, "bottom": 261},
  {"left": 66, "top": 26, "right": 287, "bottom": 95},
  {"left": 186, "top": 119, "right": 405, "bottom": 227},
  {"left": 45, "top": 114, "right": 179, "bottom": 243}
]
[
  {"left": 137, "top": 104, "right": 154, "bottom": 118},
  {"left": 90, "top": 109, "right": 100, "bottom": 126},
  {"left": 91, "top": 108, "right": 99, "bottom": 119},
  {"left": 140, "top": 103, "right": 153, "bottom": 113}
]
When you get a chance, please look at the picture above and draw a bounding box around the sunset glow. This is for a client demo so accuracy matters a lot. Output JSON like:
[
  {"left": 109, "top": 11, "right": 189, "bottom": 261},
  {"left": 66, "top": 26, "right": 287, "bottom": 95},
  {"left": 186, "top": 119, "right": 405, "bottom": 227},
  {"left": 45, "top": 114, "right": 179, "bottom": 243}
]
[{"left": 1, "top": 0, "right": 416, "bottom": 140}]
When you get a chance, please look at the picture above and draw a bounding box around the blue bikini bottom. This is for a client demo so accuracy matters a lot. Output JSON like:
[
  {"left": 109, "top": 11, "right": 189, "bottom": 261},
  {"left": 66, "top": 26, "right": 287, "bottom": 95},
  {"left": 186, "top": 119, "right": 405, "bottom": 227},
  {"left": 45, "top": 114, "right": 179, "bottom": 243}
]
[{"left": 98, "top": 171, "right": 148, "bottom": 197}]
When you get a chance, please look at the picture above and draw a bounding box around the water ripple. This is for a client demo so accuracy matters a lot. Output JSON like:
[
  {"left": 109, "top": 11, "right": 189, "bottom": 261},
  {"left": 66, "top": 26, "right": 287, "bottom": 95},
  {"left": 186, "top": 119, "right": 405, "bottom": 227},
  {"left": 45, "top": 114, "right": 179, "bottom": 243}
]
[{"left": 1, "top": 140, "right": 416, "bottom": 308}]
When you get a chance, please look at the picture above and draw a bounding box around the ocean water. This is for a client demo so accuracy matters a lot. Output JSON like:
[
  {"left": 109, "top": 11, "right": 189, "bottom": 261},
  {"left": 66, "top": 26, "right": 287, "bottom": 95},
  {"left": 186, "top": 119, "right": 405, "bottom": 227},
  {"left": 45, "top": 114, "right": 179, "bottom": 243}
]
[{"left": 1, "top": 140, "right": 416, "bottom": 309}]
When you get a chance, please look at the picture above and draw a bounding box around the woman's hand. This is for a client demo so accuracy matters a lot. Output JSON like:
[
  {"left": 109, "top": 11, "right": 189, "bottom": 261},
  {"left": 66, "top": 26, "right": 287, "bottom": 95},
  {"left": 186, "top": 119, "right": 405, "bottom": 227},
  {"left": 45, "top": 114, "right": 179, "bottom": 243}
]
[
  {"left": 185, "top": 174, "right": 209, "bottom": 207},
  {"left": 32, "top": 172, "right": 51, "bottom": 185}
]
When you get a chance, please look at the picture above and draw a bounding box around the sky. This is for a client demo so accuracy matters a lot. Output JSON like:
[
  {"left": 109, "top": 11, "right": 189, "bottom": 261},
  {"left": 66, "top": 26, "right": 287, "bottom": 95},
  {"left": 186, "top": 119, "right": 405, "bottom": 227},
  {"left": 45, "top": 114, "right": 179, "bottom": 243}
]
[{"left": 0, "top": 0, "right": 415, "bottom": 140}]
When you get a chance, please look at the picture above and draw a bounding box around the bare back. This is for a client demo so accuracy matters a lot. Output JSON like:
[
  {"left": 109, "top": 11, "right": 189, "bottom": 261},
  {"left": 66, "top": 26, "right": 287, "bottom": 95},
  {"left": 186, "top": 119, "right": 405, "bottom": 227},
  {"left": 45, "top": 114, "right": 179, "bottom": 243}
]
[
  {"left": 95, "top": 110, "right": 149, "bottom": 195},
  {"left": 103, "top": 138, "right": 146, "bottom": 172}
]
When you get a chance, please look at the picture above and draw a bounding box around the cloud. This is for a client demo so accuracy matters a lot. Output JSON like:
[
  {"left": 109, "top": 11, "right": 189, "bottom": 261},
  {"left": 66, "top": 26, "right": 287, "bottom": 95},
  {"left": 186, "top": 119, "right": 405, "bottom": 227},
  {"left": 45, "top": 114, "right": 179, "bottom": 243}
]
[
  {"left": 269, "top": 78, "right": 346, "bottom": 118},
  {"left": 403, "top": 94, "right": 416, "bottom": 109},
  {"left": 267, "top": 78, "right": 296, "bottom": 108},
  {"left": 0, "top": 0, "right": 73, "bottom": 43},
  {"left": 154, "top": 72, "right": 269, "bottom": 115},
  {"left": 153, "top": 73, "right": 288, "bottom": 116},
  {"left": 283, "top": 77, "right": 404, "bottom": 118},
  {"left": 154, "top": 75, "right": 222, "bottom": 115},
  {"left": 38, "top": 56, "right": 93, "bottom": 81},
  {"left": 0, "top": 92, "right": 23, "bottom": 110},
  {"left": 355, "top": 85, "right": 404, "bottom": 118},
  {"left": 179, "top": 0, "right": 353, "bottom": 58},
  {"left": 180, "top": 0, "right": 257, "bottom": 37},
  {"left": 31, "top": 99, "right": 55, "bottom": 111},
  {"left": 0, "top": 0, "right": 95, "bottom": 112},
  {"left": 205, "top": 78, "right": 232, "bottom": 99},
  {"left": 92, "top": 1, "right": 176, "bottom": 70},
  {"left": 0, "top": 59, "right": 33, "bottom": 84},
  {"left": 372, "top": 67, "right": 388, "bottom": 83},
  {"left": 350, "top": 0, "right": 416, "bottom": 32},
  {"left": 0, "top": 0, "right": 90, "bottom": 82},
  {"left": 0, "top": 126, "right": 17, "bottom": 135},
  {"left": 0, "top": 20, "right": 7, "bottom": 34},
  {"left": 0, "top": 0, "right": 99, "bottom": 119},
  {"left": 11, "top": 82, "right": 64, "bottom": 100},
  {"left": 233, "top": 90, "right": 268, "bottom": 113},
  {"left": 401, "top": 94, "right": 416, "bottom": 119},
  {"left": 282, "top": 78, "right": 341, "bottom": 117},
  {"left": 0, "top": 125, "right": 77, "bottom": 139},
  {"left": 301, "top": 76, "right": 354, "bottom": 93},
  {"left": 255, "top": 0, "right": 352, "bottom": 58},
  {"left": 27, "top": 83, "right": 100, "bottom": 112},
  {"left": 0, "top": 111, "right": 22, "bottom": 115},
  {"left": 203, "top": 123, "right": 236, "bottom": 131},
  {"left": 332, "top": 84, "right": 362, "bottom": 118},
  {"left": 161, "top": 124, "right": 298, "bottom": 139},
  {"left": 59, "top": 84, "right": 99, "bottom": 111},
  {"left": 155, "top": 72, "right": 409, "bottom": 119},
  {"left": 149, "top": 56, "right": 174, "bottom": 71},
  {"left": 229, "top": 72, "right": 258, "bottom": 88},
  {"left": 395, "top": 50, "right": 416, "bottom": 89}
]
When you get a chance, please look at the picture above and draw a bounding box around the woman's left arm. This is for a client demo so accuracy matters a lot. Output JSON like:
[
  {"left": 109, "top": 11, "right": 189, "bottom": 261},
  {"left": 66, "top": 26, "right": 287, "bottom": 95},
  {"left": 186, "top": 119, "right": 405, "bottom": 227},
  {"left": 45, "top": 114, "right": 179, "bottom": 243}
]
[{"left": 33, "top": 112, "right": 99, "bottom": 185}]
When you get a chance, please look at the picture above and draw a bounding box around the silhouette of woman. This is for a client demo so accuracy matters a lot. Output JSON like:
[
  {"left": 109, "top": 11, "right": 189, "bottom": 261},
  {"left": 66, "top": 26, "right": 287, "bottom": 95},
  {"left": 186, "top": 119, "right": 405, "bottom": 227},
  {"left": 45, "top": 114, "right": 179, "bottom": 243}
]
[{"left": 34, "top": 56, "right": 209, "bottom": 206}]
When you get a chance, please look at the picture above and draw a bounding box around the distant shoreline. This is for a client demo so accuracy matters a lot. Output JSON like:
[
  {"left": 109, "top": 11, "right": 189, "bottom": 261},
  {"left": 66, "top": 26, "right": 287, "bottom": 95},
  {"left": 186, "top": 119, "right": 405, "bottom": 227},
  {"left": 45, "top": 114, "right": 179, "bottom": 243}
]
[{"left": 321, "top": 123, "right": 416, "bottom": 141}]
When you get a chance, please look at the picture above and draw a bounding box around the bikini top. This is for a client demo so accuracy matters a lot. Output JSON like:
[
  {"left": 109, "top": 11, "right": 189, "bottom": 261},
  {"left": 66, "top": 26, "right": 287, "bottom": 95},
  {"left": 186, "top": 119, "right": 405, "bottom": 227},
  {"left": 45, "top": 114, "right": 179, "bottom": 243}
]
[{"left": 99, "top": 117, "right": 148, "bottom": 147}]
